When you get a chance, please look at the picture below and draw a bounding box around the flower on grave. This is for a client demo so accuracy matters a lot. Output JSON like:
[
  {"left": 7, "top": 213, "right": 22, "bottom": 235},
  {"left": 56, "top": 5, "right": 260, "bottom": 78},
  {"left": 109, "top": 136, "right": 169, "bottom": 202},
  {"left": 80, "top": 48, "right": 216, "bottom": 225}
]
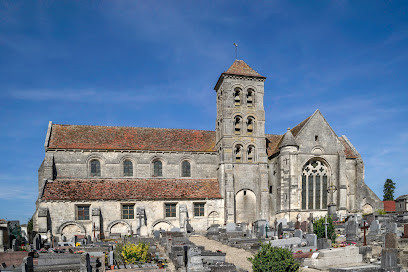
[
  {"left": 310, "top": 249, "right": 313, "bottom": 252},
  {"left": 295, "top": 250, "right": 303, "bottom": 254},
  {"left": 75, "top": 242, "right": 81, "bottom": 247}
]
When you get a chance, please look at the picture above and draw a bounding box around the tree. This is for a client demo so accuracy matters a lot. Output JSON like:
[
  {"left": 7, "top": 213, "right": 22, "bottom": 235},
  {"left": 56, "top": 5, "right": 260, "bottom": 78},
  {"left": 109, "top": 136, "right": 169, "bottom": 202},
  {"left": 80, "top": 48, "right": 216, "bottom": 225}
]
[
  {"left": 383, "top": 179, "right": 396, "bottom": 201},
  {"left": 313, "top": 216, "right": 336, "bottom": 242},
  {"left": 248, "top": 243, "right": 300, "bottom": 272}
]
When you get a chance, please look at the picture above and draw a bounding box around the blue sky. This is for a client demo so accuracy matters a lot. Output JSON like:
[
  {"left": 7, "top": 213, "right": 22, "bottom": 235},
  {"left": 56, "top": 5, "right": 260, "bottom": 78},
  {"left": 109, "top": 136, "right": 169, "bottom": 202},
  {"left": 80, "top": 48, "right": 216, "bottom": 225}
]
[{"left": 0, "top": 1, "right": 407, "bottom": 223}]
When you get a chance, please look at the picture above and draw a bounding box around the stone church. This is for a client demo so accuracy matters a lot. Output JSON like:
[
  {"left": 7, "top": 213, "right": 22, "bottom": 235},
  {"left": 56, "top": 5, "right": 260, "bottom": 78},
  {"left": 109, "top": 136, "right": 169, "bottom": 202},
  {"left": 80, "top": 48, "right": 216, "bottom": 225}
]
[{"left": 33, "top": 60, "right": 381, "bottom": 240}]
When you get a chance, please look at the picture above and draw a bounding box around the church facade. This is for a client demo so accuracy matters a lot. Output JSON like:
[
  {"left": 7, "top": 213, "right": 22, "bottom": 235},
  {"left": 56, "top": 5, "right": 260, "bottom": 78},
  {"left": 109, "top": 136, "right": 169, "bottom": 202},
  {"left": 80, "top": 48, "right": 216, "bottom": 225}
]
[{"left": 33, "top": 60, "right": 382, "bottom": 240}]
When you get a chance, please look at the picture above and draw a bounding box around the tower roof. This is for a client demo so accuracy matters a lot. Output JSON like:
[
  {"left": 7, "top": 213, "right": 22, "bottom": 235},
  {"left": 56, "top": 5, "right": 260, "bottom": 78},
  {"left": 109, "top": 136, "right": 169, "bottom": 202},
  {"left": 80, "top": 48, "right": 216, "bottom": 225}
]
[
  {"left": 214, "top": 59, "right": 265, "bottom": 90},
  {"left": 224, "top": 60, "right": 265, "bottom": 78},
  {"left": 279, "top": 128, "right": 298, "bottom": 149}
]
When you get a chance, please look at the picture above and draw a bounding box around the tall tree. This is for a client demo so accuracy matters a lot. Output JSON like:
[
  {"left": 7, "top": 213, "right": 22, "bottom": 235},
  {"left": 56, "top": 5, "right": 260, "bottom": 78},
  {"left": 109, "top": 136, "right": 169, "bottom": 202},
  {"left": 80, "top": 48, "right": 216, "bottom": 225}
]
[{"left": 383, "top": 179, "right": 396, "bottom": 201}]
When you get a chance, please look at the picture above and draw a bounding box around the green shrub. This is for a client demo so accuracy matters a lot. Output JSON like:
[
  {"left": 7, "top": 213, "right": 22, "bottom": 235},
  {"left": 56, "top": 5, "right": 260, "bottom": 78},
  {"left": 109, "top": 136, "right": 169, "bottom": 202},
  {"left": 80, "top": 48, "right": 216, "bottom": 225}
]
[
  {"left": 248, "top": 243, "right": 300, "bottom": 272},
  {"left": 121, "top": 242, "right": 151, "bottom": 264},
  {"left": 313, "top": 216, "right": 336, "bottom": 242},
  {"left": 376, "top": 209, "right": 387, "bottom": 215}
]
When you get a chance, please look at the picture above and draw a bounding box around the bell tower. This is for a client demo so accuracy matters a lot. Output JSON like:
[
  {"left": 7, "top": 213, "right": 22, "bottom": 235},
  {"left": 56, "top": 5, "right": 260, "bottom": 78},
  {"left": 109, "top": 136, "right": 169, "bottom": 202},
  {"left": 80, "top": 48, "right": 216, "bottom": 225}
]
[{"left": 214, "top": 60, "right": 269, "bottom": 223}]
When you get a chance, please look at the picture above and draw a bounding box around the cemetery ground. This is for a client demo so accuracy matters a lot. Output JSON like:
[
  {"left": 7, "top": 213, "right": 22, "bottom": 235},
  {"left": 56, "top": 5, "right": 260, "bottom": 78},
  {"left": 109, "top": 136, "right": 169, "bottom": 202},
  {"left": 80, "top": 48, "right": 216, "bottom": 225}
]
[{"left": 2, "top": 211, "right": 408, "bottom": 271}]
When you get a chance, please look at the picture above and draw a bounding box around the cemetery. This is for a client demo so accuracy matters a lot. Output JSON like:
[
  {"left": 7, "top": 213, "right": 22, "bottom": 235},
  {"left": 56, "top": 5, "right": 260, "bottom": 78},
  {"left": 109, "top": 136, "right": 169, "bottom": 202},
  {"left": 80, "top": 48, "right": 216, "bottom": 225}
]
[{"left": 2, "top": 205, "right": 408, "bottom": 271}]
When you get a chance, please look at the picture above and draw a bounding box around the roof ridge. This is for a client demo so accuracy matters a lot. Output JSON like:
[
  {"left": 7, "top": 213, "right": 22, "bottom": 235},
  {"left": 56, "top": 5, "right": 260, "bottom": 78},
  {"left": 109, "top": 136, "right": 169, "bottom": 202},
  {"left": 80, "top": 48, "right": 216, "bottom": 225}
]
[{"left": 53, "top": 123, "right": 216, "bottom": 133}]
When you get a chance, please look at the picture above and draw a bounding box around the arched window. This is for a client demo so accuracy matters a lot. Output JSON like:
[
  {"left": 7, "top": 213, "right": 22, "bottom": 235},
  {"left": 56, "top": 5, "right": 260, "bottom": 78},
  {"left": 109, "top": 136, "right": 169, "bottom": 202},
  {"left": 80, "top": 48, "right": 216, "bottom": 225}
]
[
  {"left": 234, "top": 116, "right": 241, "bottom": 135},
  {"left": 90, "top": 159, "right": 101, "bottom": 177},
  {"left": 247, "top": 89, "right": 254, "bottom": 107},
  {"left": 153, "top": 160, "right": 163, "bottom": 177},
  {"left": 123, "top": 160, "right": 133, "bottom": 177},
  {"left": 234, "top": 144, "right": 243, "bottom": 162},
  {"left": 234, "top": 88, "right": 241, "bottom": 106},
  {"left": 181, "top": 160, "right": 191, "bottom": 177},
  {"left": 247, "top": 117, "right": 254, "bottom": 135},
  {"left": 301, "top": 160, "right": 328, "bottom": 210},
  {"left": 247, "top": 145, "right": 255, "bottom": 163}
]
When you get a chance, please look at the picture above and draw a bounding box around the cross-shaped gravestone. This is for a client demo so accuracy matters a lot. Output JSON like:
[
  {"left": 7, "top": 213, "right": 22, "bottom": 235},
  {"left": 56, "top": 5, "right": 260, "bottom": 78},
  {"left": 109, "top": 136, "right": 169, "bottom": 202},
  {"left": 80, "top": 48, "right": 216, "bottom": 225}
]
[
  {"left": 283, "top": 158, "right": 289, "bottom": 165},
  {"left": 360, "top": 221, "right": 369, "bottom": 246},
  {"left": 327, "top": 183, "right": 337, "bottom": 205},
  {"left": 324, "top": 217, "right": 329, "bottom": 239}
]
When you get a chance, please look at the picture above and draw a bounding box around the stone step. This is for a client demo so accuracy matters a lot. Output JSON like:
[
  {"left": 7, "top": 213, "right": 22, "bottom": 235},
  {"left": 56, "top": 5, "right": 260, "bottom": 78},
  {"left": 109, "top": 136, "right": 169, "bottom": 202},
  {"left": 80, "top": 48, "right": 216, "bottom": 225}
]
[{"left": 328, "top": 264, "right": 381, "bottom": 272}]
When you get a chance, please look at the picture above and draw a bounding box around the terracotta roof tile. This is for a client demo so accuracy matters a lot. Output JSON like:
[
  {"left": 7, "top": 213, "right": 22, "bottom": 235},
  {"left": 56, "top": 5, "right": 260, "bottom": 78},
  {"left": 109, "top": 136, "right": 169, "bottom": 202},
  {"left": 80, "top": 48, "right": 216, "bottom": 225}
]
[
  {"left": 48, "top": 124, "right": 216, "bottom": 152},
  {"left": 223, "top": 60, "right": 265, "bottom": 78},
  {"left": 291, "top": 116, "right": 311, "bottom": 137},
  {"left": 42, "top": 178, "right": 222, "bottom": 201},
  {"left": 266, "top": 134, "right": 283, "bottom": 157}
]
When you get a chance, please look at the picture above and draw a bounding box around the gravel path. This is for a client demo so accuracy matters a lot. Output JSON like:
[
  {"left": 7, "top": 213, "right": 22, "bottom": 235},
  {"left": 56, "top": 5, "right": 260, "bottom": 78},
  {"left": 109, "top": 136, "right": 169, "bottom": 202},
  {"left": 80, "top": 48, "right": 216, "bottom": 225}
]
[{"left": 189, "top": 235, "right": 254, "bottom": 272}]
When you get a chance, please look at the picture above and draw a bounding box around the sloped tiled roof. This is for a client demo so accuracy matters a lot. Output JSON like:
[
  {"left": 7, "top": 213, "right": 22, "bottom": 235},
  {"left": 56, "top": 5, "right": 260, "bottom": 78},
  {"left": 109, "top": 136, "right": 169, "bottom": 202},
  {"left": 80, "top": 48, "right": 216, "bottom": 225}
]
[
  {"left": 338, "top": 137, "right": 359, "bottom": 159},
  {"left": 223, "top": 60, "right": 265, "bottom": 78},
  {"left": 42, "top": 178, "right": 222, "bottom": 201},
  {"left": 291, "top": 116, "right": 311, "bottom": 137},
  {"left": 266, "top": 134, "right": 283, "bottom": 157},
  {"left": 48, "top": 124, "right": 216, "bottom": 152}
]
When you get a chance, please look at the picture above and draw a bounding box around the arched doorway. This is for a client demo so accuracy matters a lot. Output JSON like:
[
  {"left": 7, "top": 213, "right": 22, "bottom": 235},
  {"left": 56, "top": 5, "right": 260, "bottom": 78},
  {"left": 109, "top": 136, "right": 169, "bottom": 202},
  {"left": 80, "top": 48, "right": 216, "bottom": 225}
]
[
  {"left": 207, "top": 211, "right": 219, "bottom": 227},
  {"left": 235, "top": 189, "right": 256, "bottom": 224},
  {"left": 58, "top": 221, "right": 86, "bottom": 242},
  {"left": 152, "top": 220, "right": 172, "bottom": 231},
  {"left": 107, "top": 220, "right": 132, "bottom": 237}
]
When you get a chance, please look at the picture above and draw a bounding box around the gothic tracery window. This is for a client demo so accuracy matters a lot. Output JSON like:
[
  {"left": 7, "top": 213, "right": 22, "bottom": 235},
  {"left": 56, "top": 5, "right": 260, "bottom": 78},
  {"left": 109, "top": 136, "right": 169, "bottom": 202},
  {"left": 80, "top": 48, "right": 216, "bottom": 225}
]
[{"left": 301, "top": 160, "right": 328, "bottom": 210}]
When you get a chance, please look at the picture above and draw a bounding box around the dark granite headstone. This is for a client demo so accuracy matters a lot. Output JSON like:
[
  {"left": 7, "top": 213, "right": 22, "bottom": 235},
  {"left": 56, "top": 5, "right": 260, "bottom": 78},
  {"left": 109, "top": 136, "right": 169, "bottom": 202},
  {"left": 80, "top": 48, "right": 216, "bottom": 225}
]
[
  {"left": 403, "top": 224, "right": 408, "bottom": 238},
  {"left": 22, "top": 256, "right": 33, "bottom": 272},
  {"left": 34, "top": 234, "right": 42, "bottom": 250},
  {"left": 277, "top": 222, "right": 283, "bottom": 237},
  {"left": 300, "top": 221, "right": 307, "bottom": 232}
]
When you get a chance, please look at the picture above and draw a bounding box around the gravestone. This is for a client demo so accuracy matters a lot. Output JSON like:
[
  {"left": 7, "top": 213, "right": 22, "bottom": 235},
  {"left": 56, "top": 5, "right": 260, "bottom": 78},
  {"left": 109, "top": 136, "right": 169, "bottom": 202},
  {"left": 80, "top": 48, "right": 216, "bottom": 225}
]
[
  {"left": 153, "top": 230, "right": 161, "bottom": 240},
  {"left": 277, "top": 222, "right": 283, "bottom": 238},
  {"left": 384, "top": 232, "right": 397, "bottom": 249},
  {"left": 294, "top": 229, "right": 303, "bottom": 239},
  {"left": 403, "top": 224, "right": 408, "bottom": 238},
  {"left": 295, "top": 221, "right": 301, "bottom": 230},
  {"left": 11, "top": 239, "right": 17, "bottom": 251},
  {"left": 207, "top": 225, "right": 220, "bottom": 235},
  {"left": 269, "top": 237, "right": 301, "bottom": 248},
  {"left": 187, "top": 247, "right": 204, "bottom": 272},
  {"left": 226, "top": 223, "right": 237, "bottom": 232},
  {"left": 382, "top": 233, "right": 400, "bottom": 272},
  {"left": 22, "top": 256, "right": 33, "bottom": 272},
  {"left": 305, "top": 234, "right": 317, "bottom": 247},
  {"left": 301, "top": 221, "right": 308, "bottom": 232},
  {"left": 254, "top": 220, "right": 267, "bottom": 238},
  {"left": 369, "top": 220, "right": 381, "bottom": 235},
  {"left": 345, "top": 217, "right": 358, "bottom": 243},
  {"left": 308, "top": 213, "right": 314, "bottom": 233},
  {"left": 34, "top": 234, "right": 42, "bottom": 250},
  {"left": 317, "top": 238, "right": 330, "bottom": 250},
  {"left": 140, "top": 225, "right": 148, "bottom": 237},
  {"left": 171, "top": 227, "right": 181, "bottom": 232},
  {"left": 186, "top": 218, "right": 194, "bottom": 233},
  {"left": 109, "top": 251, "right": 114, "bottom": 267},
  {"left": 287, "top": 221, "right": 295, "bottom": 230},
  {"left": 386, "top": 222, "right": 398, "bottom": 234}
]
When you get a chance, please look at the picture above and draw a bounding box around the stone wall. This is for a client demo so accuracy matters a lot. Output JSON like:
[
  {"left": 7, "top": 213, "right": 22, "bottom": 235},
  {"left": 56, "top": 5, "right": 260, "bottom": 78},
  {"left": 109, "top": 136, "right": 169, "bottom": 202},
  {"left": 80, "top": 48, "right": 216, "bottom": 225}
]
[{"left": 37, "top": 198, "right": 224, "bottom": 238}]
